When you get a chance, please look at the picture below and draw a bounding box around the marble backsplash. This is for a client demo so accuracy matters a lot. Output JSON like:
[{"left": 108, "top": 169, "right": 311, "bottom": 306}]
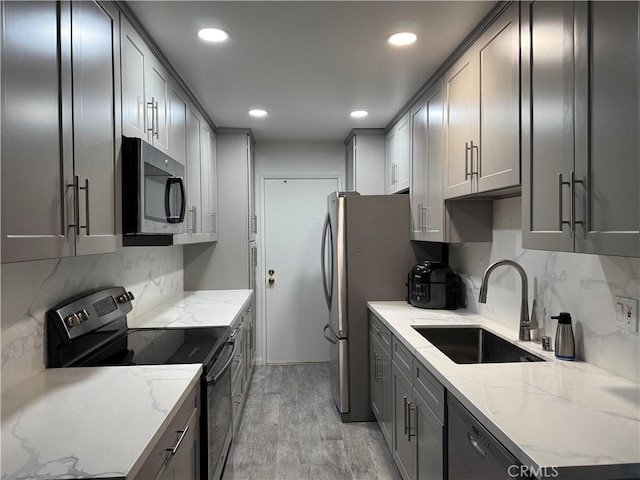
[
  {"left": 449, "top": 196, "right": 640, "bottom": 383},
  {"left": 1, "top": 246, "right": 183, "bottom": 393}
]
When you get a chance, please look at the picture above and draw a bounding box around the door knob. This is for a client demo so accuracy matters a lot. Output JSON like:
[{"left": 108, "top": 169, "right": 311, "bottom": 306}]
[{"left": 268, "top": 277, "right": 275, "bottom": 286}]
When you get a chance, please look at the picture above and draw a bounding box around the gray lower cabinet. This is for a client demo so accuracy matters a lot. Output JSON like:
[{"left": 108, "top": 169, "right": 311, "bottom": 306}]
[
  {"left": 1, "top": 0, "right": 118, "bottom": 263},
  {"left": 136, "top": 383, "right": 200, "bottom": 480},
  {"left": 244, "top": 299, "right": 255, "bottom": 390},
  {"left": 522, "top": 1, "right": 639, "bottom": 257},
  {"left": 232, "top": 299, "right": 256, "bottom": 436},
  {"left": 372, "top": 323, "right": 446, "bottom": 480}
]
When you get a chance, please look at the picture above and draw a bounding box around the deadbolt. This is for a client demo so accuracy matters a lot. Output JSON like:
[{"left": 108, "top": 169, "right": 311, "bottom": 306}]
[{"left": 268, "top": 269, "right": 275, "bottom": 276}]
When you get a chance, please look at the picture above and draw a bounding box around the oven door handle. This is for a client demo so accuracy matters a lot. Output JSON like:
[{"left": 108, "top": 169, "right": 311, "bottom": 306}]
[{"left": 206, "top": 339, "right": 237, "bottom": 384}]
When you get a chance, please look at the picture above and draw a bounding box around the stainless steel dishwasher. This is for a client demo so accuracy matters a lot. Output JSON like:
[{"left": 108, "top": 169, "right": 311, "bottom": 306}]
[{"left": 448, "top": 392, "right": 529, "bottom": 479}]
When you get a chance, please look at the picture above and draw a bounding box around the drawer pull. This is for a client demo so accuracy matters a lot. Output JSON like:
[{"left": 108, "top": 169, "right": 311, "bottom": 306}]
[{"left": 166, "top": 425, "right": 189, "bottom": 456}]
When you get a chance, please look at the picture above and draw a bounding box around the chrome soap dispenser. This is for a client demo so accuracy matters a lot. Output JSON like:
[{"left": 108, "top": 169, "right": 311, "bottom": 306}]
[{"left": 551, "top": 312, "right": 575, "bottom": 360}]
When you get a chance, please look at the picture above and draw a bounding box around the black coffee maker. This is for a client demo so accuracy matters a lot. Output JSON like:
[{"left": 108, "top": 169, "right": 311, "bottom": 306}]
[{"left": 406, "top": 261, "right": 463, "bottom": 309}]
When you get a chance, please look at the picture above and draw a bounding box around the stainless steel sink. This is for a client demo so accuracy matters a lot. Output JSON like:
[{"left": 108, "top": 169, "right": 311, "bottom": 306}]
[{"left": 413, "top": 327, "right": 545, "bottom": 364}]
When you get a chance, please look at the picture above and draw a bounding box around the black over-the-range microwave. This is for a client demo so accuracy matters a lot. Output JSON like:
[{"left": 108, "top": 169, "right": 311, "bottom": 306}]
[{"left": 121, "top": 136, "right": 186, "bottom": 243}]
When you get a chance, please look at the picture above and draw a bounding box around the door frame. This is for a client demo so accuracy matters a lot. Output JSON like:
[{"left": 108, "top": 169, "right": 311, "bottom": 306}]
[{"left": 256, "top": 174, "right": 343, "bottom": 365}]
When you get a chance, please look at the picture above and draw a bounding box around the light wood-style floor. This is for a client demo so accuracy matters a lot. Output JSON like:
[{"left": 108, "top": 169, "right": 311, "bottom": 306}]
[{"left": 222, "top": 364, "right": 402, "bottom": 480}]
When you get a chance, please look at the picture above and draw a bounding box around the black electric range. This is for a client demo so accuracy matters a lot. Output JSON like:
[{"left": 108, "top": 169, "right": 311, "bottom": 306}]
[{"left": 46, "top": 286, "right": 235, "bottom": 480}]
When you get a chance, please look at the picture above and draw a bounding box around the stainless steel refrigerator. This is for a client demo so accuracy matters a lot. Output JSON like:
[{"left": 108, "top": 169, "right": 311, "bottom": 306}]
[{"left": 320, "top": 191, "right": 418, "bottom": 422}]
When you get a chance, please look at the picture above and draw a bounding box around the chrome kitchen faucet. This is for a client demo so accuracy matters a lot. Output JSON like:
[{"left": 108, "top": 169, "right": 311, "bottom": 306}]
[{"left": 478, "top": 260, "right": 536, "bottom": 341}]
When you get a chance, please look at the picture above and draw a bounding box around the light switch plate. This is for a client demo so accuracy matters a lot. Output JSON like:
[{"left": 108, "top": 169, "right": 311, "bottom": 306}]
[{"left": 615, "top": 296, "right": 639, "bottom": 332}]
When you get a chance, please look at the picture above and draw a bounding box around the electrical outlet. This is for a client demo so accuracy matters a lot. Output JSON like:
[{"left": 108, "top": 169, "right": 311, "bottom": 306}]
[{"left": 615, "top": 296, "right": 639, "bottom": 332}]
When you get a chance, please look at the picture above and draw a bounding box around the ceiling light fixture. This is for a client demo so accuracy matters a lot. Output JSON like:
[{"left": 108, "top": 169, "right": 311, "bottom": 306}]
[
  {"left": 249, "top": 109, "right": 268, "bottom": 118},
  {"left": 387, "top": 32, "right": 417, "bottom": 46},
  {"left": 350, "top": 110, "right": 368, "bottom": 118},
  {"left": 198, "top": 28, "right": 229, "bottom": 43}
]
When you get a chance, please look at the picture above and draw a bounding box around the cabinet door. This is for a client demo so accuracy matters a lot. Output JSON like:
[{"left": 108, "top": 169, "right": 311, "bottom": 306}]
[
  {"left": 121, "top": 18, "right": 148, "bottom": 140},
  {"left": 158, "top": 408, "right": 200, "bottom": 480},
  {"left": 414, "top": 389, "right": 445, "bottom": 480},
  {"left": 476, "top": 2, "right": 520, "bottom": 193},
  {"left": 247, "top": 137, "right": 257, "bottom": 241},
  {"left": 380, "top": 343, "right": 393, "bottom": 450},
  {"left": 1, "top": 1, "right": 75, "bottom": 263},
  {"left": 424, "top": 81, "right": 445, "bottom": 242},
  {"left": 186, "top": 108, "right": 203, "bottom": 238},
  {"left": 396, "top": 113, "right": 411, "bottom": 192},
  {"left": 147, "top": 55, "right": 171, "bottom": 155},
  {"left": 200, "top": 123, "right": 215, "bottom": 241},
  {"left": 574, "top": 2, "right": 640, "bottom": 257},
  {"left": 169, "top": 83, "right": 190, "bottom": 246},
  {"left": 370, "top": 333, "right": 384, "bottom": 420},
  {"left": 392, "top": 363, "right": 416, "bottom": 480},
  {"left": 443, "top": 51, "right": 477, "bottom": 199},
  {"left": 410, "top": 100, "right": 427, "bottom": 241},
  {"left": 346, "top": 137, "right": 356, "bottom": 191},
  {"left": 385, "top": 128, "right": 398, "bottom": 194},
  {"left": 521, "top": 1, "right": 575, "bottom": 252},
  {"left": 72, "top": 0, "right": 118, "bottom": 256}
]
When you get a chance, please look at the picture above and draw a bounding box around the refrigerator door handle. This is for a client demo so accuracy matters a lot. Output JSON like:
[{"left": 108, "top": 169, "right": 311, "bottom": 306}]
[
  {"left": 320, "top": 212, "right": 333, "bottom": 308},
  {"left": 322, "top": 324, "right": 337, "bottom": 345}
]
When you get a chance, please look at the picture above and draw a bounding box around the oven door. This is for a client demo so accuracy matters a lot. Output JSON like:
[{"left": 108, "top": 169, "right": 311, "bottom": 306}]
[{"left": 203, "top": 339, "right": 236, "bottom": 480}]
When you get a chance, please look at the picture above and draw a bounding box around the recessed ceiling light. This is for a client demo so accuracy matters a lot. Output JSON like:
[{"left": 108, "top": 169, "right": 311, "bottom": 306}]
[
  {"left": 249, "top": 109, "right": 268, "bottom": 118},
  {"left": 198, "top": 28, "right": 229, "bottom": 43},
  {"left": 350, "top": 110, "right": 368, "bottom": 118},
  {"left": 387, "top": 32, "right": 417, "bottom": 46}
]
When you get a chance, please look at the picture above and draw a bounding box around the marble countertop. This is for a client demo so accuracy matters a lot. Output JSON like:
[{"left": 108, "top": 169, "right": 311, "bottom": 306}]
[
  {"left": 128, "top": 289, "right": 253, "bottom": 329},
  {"left": 1, "top": 365, "right": 201, "bottom": 480},
  {"left": 368, "top": 301, "right": 640, "bottom": 479}
]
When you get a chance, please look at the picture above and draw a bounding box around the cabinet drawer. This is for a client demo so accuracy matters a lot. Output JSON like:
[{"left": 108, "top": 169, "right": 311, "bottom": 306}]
[
  {"left": 413, "top": 361, "right": 446, "bottom": 422},
  {"left": 231, "top": 323, "right": 245, "bottom": 384},
  {"left": 369, "top": 312, "right": 392, "bottom": 355},
  {"left": 392, "top": 336, "right": 413, "bottom": 380},
  {"left": 135, "top": 385, "right": 199, "bottom": 480}
]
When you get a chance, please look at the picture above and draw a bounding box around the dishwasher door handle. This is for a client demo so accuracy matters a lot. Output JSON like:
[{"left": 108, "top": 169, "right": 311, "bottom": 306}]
[{"left": 467, "top": 432, "right": 488, "bottom": 458}]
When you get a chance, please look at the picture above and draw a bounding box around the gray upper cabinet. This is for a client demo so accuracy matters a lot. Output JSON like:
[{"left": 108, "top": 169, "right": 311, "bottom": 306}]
[
  {"left": 345, "top": 131, "right": 386, "bottom": 195},
  {"left": 121, "top": 16, "right": 171, "bottom": 156},
  {"left": 410, "top": 80, "right": 445, "bottom": 242},
  {"left": 72, "top": 0, "right": 119, "bottom": 257},
  {"left": 1, "top": 0, "right": 118, "bottom": 263},
  {"left": 523, "top": 1, "right": 639, "bottom": 257},
  {"left": 201, "top": 125, "right": 218, "bottom": 242},
  {"left": 385, "top": 112, "right": 411, "bottom": 194},
  {"left": 573, "top": 2, "right": 639, "bottom": 257},
  {"left": 444, "top": 3, "right": 520, "bottom": 199}
]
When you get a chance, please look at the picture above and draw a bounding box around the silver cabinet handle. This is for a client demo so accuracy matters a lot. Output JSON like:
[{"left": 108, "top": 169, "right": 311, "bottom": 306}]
[
  {"left": 147, "top": 96, "right": 156, "bottom": 136},
  {"left": 252, "top": 246, "right": 257, "bottom": 266},
  {"left": 79, "top": 178, "right": 90, "bottom": 235},
  {"left": 403, "top": 396, "right": 409, "bottom": 434},
  {"left": 372, "top": 325, "right": 383, "bottom": 338},
  {"left": 68, "top": 175, "right": 80, "bottom": 232},
  {"left": 464, "top": 142, "right": 471, "bottom": 179},
  {"left": 192, "top": 205, "right": 197, "bottom": 232},
  {"left": 166, "top": 425, "right": 189, "bottom": 456},
  {"left": 407, "top": 402, "right": 415, "bottom": 441},
  {"left": 210, "top": 212, "right": 216, "bottom": 234},
  {"left": 251, "top": 215, "right": 258, "bottom": 234},
  {"left": 422, "top": 205, "right": 428, "bottom": 232},
  {"left": 417, "top": 203, "right": 422, "bottom": 231},
  {"left": 558, "top": 173, "right": 571, "bottom": 231},
  {"left": 470, "top": 140, "right": 479, "bottom": 177},
  {"left": 570, "top": 170, "right": 583, "bottom": 232},
  {"left": 154, "top": 99, "right": 159, "bottom": 139}
]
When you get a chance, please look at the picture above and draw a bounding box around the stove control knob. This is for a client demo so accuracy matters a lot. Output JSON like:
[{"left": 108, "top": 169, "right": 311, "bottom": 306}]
[
  {"left": 77, "top": 309, "right": 89, "bottom": 322},
  {"left": 72, "top": 313, "right": 82, "bottom": 326},
  {"left": 126, "top": 291, "right": 135, "bottom": 301},
  {"left": 117, "top": 294, "right": 128, "bottom": 304},
  {"left": 65, "top": 315, "right": 75, "bottom": 328}
]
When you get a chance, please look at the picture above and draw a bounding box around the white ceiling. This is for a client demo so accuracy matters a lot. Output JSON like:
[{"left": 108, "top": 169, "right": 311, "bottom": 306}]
[{"left": 127, "top": 1, "right": 496, "bottom": 142}]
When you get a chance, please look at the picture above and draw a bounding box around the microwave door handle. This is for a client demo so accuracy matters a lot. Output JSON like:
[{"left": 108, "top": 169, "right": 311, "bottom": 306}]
[{"left": 164, "top": 177, "right": 186, "bottom": 223}]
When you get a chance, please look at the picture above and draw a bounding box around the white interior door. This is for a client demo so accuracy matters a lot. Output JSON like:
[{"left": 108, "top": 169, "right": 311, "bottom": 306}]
[{"left": 264, "top": 177, "right": 338, "bottom": 364}]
